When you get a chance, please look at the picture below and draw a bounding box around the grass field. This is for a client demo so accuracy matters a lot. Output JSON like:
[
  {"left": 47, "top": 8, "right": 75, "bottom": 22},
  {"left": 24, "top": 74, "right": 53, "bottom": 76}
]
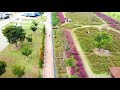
[
  {"left": 0, "top": 16, "right": 46, "bottom": 78},
  {"left": 65, "top": 12, "right": 104, "bottom": 25},
  {"left": 62, "top": 23, "right": 78, "bottom": 30},
  {"left": 74, "top": 27, "right": 120, "bottom": 74}
]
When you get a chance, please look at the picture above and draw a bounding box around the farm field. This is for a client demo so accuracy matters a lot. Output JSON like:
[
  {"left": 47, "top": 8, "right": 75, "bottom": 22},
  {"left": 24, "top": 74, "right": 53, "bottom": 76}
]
[{"left": 0, "top": 16, "right": 46, "bottom": 78}]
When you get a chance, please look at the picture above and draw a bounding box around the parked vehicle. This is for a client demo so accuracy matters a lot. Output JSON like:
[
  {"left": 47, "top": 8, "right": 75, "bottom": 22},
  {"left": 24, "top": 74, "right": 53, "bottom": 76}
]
[
  {"left": 22, "top": 12, "right": 41, "bottom": 17},
  {"left": 4, "top": 12, "right": 12, "bottom": 15},
  {"left": 0, "top": 14, "right": 9, "bottom": 19}
]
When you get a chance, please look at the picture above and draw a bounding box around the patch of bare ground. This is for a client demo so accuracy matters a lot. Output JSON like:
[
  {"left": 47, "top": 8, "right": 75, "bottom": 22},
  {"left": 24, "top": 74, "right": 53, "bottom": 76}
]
[
  {"left": 93, "top": 48, "right": 111, "bottom": 56},
  {"left": 23, "top": 66, "right": 39, "bottom": 78},
  {"left": 11, "top": 42, "right": 21, "bottom": 51}
]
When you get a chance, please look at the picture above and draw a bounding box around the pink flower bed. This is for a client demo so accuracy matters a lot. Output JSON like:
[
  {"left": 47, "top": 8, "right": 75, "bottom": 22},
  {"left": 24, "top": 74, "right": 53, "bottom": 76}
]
[
  {"left": 95, "top": 12, "right": 120, "bottom": 24},
  {"left": 64, "top": 29, "right": 88, "bottom": 78},
  {"left": 109, "top": 24, "right": 120, "bottom": 30},
  {"left": 57, "top": 12, "right": 65, "bottom": 23},
  {"left": 94, "top": 12, "right": 120, "bottom": 30}
]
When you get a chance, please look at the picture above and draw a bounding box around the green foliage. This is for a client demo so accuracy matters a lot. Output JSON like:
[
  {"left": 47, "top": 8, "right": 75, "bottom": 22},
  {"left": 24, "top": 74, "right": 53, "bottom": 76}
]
[
  {"left": 0, "top": 61, "right": 7, "bottom": 76},
  {"left": 21, "top": 47, "right": 33, "bottom": 57},
  {"left": 39, "top": 58, "right": 43, "bottom": 68},
  {"left": 26, "top": 34, "right": 32, "bottom": 43},
  {"left": 2, "top": 25, "right": 26, "bottom": 47},
  {"left": 39, "top": 26, "right": 46, "bottom": 66},
  {"left": 68, "top": 75, "right": 78, "bottom": 78},
  {"left": 12, "top": 65, "right": 25, "bottom": 78},
  {"left": 94, "top": 32, "right": 113, "bottom": 49},
  {"left": 65, "top": 57, "right": 75, "bottom": 67},
  {"left": 30, "top": 25, "right": 37, "bottom": 33},
  {"left": 43, "top": 26, "right": 46, "bottom": 34},
  {"left": 52, "top": 12, "right": 60, "bottom": 26},
  {"left": 32, "top": 20, "right": 38, "bottom": 27}
]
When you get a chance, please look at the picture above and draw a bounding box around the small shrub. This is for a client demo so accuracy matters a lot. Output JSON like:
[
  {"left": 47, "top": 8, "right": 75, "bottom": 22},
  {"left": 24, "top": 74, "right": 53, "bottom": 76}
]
[
  {"left": 21, "top": 47, "right": 33, "bottom": 58},
  {"left": 12, "top": 65, "right": 25, "bottom": 78},
  {"left": 0, "top": 61, "right": 7, "bottom": 76},
  {"left": 65, "top": 57, "right": 75, "bottom": 67},
  {"left": 68, "top": 75, "right": 78, "bottom": 78}
]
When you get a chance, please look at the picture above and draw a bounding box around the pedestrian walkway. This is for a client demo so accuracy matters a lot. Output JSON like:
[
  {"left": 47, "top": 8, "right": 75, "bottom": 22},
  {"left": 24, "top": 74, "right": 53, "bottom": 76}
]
[{"left": 43, "top": 12, "right": 55, "bottom": 78}]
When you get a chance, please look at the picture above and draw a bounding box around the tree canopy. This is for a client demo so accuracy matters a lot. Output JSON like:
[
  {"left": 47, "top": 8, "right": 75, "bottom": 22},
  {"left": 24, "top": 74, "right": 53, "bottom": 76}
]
[
  {"left": 2, "top": 25, "right": 26, "bottom": 47},
  {"left": 94, "top": 31, "right": 113, "bottom": 49}
]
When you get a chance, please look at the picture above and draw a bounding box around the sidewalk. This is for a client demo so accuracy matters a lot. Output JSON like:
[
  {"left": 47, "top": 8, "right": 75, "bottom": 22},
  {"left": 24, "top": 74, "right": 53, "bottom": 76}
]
[{"left": 43, "top": 12, "right": 55, "bottom": 78}]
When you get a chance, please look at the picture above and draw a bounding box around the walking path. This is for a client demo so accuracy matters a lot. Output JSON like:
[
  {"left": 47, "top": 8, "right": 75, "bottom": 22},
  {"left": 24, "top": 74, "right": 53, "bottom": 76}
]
[{"left": 43, "top": 12, "right": 55, "bottom": 78}]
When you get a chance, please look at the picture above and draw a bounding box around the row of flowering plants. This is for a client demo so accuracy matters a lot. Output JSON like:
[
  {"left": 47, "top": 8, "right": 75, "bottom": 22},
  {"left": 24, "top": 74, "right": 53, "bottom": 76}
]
[
  {"left": 63, "top": 28, "right": 88, "bottom": 78},
  {"left": 57, "top": 12, "right": 65, "bottom": 23},
  {"left": 94, "top": 12, "right": 120, "bottom": 24},
  {"left": 94, "top": 12, "right": 120, "bottom": 30}
]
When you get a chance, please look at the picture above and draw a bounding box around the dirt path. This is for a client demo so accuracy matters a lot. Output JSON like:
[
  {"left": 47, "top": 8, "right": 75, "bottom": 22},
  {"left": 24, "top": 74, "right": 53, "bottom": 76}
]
[{"left": 43, "top": 12, "right": 55, "bottom": 78}]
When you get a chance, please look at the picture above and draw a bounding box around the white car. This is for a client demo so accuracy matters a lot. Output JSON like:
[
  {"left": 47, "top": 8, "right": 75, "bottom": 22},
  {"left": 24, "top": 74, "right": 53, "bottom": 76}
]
[{"left": 0, "top": 14, "right": 9, "bottom": 19}]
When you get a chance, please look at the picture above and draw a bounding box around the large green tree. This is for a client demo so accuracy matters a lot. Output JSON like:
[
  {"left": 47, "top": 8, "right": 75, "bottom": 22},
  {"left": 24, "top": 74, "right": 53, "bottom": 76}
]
[
  {"left": 0, "top": 61, "right": 7, "bottom": 76},
  {"left": 2, "top": 25, "right": 26, "bottom": 47},
  {"left": 94, "top": 31, "right": 113, "bottom": 51}
]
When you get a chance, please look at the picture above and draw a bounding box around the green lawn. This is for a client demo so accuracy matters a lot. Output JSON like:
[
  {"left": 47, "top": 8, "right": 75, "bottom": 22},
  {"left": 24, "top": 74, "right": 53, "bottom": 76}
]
[
  {"left": 62, "top": 23, "right": 78, "bottom": 30},
  {"left": 74, "top": 27, "right": 120, "bottom": 74},
  {"left": 0, "top": 16, "right": 46, "bottom": 78},
  {"left": 65, "top": 12, "right": 104, "bottom": 25}
]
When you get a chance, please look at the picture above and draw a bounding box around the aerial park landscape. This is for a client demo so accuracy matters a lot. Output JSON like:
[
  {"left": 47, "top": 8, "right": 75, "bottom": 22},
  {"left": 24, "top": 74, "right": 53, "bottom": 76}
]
[{"left": 0, "top": 12, "right": 120, "bottom": 78}]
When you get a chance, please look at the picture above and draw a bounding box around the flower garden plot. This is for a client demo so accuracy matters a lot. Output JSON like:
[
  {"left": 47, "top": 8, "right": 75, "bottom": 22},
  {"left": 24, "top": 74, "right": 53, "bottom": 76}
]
[
  {"left": 54, "top": 29, "right": 67, "bottom": 78},
  {"left": 74, "top": 27, "right": 120, "bottom": 74},
  {"left": 64, "top": 29, "right": 88, "bottom": 78},
  {"left": 57, "top": 12, "right": 65, "bottom": 23},
  {"left": 94, "top": 12, "right": 120, "bottom": 30},
  {"left": 103, "top": 12, "right": 120, "bottom": 21},
  {"left": 65, "top": 12, "right": 104, "bottom": 25}
]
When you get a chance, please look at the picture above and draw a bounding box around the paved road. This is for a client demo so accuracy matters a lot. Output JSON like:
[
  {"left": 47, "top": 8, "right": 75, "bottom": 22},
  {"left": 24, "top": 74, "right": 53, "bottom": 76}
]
[
  {"left": 43, "top": 12, "right": 55, "bottom": 78},
  {"left": 0, "top": 12, "right": 21, "bottom": 51}
]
